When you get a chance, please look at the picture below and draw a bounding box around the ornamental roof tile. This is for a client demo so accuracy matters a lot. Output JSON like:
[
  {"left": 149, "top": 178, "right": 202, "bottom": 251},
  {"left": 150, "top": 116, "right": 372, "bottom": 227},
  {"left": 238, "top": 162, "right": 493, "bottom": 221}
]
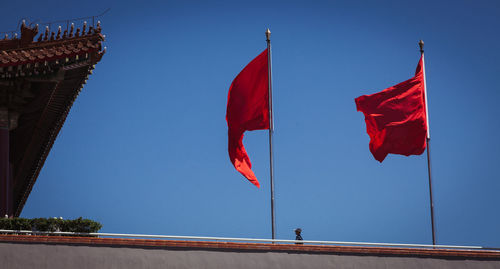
[{"left": 0, "top": 21, "right": 105, "bottom": 72}]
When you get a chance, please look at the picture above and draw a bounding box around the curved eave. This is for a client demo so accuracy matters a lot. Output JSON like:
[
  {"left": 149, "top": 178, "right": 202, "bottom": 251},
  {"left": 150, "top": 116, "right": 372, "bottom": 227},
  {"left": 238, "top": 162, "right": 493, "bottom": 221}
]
[
  {"left": 0, "top": 31, "right": 105, "bottom": 216},
  {"left": 15, "top": 56, "right": 103, "bottom": 216}
]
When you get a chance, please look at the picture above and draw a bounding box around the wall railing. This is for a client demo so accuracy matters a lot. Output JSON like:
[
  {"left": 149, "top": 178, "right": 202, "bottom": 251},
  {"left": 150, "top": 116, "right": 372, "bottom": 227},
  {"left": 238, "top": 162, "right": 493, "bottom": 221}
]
[{"left": 0, "top": 229, "right": 494, "bottom": 250}]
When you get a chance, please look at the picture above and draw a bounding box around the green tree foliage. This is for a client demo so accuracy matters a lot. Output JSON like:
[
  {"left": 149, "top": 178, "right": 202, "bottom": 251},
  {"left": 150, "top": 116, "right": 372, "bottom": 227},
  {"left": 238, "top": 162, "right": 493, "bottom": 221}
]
[{"left": 0, "top": 217, "right": 102, "bottom": 235}]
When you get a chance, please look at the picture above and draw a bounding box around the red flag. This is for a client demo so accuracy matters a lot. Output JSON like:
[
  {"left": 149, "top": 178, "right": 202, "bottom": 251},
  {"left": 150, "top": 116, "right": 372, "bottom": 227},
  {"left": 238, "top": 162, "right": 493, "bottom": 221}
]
[
  {"left": 226, "top": 49, "right": 269, "bottom": 187},
  {"left": 355, "top": 56, "right": 427, "bottom": 162}
]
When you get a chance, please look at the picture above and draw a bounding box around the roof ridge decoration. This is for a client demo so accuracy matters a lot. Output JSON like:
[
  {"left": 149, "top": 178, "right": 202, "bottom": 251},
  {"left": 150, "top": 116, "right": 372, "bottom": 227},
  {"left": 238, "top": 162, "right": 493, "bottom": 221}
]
[
  {"left": 0, "top": 20, "right": 105, "bottom": 78},
  {"left": 0, "top": 20, "right": 104, "bottom": 47}
]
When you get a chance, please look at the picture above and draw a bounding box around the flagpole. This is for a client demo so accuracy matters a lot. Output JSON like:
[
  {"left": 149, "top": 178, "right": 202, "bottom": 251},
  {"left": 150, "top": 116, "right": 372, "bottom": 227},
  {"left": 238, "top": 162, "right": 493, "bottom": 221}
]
[
  {"left": 266, "top": 28, "right": 276, "bottom": 240},
  {"left": 419, "top": 40, "right": 436, "bottom": 246}
]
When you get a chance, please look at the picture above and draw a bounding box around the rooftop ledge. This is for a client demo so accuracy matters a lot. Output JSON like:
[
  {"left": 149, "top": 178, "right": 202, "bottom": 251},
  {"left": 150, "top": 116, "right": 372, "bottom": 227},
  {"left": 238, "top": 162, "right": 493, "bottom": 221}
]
[{"left": 0, "top": 231, "right": 499, "bottom": 260}]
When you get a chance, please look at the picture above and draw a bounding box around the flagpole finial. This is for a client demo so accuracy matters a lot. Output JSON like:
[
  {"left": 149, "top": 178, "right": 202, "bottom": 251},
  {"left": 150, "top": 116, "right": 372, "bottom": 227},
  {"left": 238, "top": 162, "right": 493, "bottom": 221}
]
[
  {"left": 419, "top": 40, "right": 424, "bottom": 53},
  {"left": 266, "top": 28, "right": 271, "bottom": 42}
]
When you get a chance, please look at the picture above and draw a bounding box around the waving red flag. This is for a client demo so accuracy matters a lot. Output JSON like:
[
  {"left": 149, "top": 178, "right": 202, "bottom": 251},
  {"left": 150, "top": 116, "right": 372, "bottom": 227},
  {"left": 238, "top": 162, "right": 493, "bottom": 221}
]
[
  {"left": 355, "top": 56, "right": 428, "bottom": 162},
  {"left": 226, "top": 49, "right": 269, "bottom": 187}
]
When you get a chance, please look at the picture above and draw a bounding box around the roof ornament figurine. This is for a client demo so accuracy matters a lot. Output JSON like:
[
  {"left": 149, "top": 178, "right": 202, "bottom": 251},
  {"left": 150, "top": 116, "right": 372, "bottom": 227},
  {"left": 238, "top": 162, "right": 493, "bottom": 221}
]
[{"left": 44, "top": 26, "right": 49, "bottom": 40}]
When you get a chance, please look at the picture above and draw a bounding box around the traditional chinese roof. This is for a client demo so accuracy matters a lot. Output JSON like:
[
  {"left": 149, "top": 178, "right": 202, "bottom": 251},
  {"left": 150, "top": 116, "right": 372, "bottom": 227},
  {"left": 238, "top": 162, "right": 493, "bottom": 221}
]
[{"left": 0, "top": 21, "right": 105, "bottom": 216}]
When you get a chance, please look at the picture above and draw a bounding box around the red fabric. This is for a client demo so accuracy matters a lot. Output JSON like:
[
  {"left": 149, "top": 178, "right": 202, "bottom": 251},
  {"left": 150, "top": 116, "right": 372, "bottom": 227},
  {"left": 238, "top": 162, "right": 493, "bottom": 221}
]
[
  {"left": 226, "top": 49, "right": 269, "bottom": 187},
  {"left": 355, "top": 56, "right": 427, "bottom": 162}
]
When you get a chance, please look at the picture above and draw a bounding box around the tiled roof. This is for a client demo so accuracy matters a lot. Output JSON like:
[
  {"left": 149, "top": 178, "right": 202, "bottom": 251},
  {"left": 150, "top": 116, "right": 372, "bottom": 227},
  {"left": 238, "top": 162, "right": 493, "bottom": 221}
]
[
  {"left": 0, "top": 20, "right": 105, "bottom": 216},
  {"left": 0, "top": 21, "right": 105, "bottom": 77}
]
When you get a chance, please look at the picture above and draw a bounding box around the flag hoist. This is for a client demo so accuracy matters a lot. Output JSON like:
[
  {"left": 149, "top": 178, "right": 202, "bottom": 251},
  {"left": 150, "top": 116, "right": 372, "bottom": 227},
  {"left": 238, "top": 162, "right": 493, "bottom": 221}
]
[
  {"left": 225, "top": 29, "right": 276, "bottom": 239},
  {"left": 266, "top": 29, "right": 276, "bottom": 241},
  {"left": 355, "top": 41, "right": 435, "bottom": 245},
  {"left": 419, "top": 40, "right": 436, "bottom": 246}
]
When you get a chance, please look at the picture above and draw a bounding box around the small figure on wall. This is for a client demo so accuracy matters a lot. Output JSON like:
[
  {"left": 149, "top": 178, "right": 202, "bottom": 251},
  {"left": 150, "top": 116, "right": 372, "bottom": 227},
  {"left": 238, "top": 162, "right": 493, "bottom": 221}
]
[{"left": 295, "top": 228, "right": 303, "bottom": 244}]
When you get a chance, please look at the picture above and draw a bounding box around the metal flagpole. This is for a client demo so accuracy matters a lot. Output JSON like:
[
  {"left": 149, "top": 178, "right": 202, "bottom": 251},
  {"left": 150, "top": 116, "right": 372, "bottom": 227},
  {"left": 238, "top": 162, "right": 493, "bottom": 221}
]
[
  {"left": 419, "top": 40, "right": 436, "bottom": 246},
  {"left": 266, "top": 28, "right": 276, "bottom": 240}
]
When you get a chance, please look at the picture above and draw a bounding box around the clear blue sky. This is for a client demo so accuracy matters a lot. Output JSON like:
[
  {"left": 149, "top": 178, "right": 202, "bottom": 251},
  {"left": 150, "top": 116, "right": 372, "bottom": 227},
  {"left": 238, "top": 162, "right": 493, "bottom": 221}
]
[{"left": 2, "top": 0, "right": 499, "bottom": 247}]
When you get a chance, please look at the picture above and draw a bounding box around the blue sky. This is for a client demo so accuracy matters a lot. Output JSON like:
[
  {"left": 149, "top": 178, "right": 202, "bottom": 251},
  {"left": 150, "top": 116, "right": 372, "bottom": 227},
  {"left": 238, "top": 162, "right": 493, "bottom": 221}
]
[{"left": 2, "top": 0, "right": 500, "bottom": 247}]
